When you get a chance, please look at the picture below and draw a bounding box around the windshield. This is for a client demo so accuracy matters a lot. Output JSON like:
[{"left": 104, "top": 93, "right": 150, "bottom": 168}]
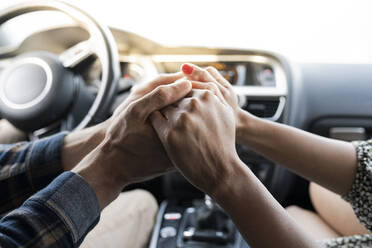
[{"left": 1, "top": 0, "right": 372, "bottom": 63}]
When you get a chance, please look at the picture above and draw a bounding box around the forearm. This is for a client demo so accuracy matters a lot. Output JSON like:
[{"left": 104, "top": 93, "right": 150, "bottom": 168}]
[
  {"left": 237, "top": 110, "right": 357, "bottom": 195},
  {"left": 71, "top": 139, "right": 124, "bottom": 210},
  {"left": 212, "top": 160, "right": 319, "bottom": 248},
  {"left": 61, "top": 121, "right": 107, "bottom": 171}
]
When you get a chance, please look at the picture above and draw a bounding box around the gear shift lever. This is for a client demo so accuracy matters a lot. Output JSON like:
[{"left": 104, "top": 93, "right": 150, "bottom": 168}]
[
  {"left": 179, "top": 195, "right": 237, "bottom": 246},
  {"left": 195, "top": 195, "right": 227, "bottom": 230}
]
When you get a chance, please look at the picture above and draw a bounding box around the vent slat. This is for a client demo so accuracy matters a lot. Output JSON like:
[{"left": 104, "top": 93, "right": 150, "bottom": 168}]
[{"left": 243, "top": 99, "right": 280, "bottom": 118}]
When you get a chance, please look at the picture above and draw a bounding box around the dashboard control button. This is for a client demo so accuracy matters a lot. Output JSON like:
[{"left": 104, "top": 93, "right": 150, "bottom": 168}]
[
  {"left": 160, "top": 226, "right": 177, "bottom": 238},
  {"left": 258, "top": 66, "right": 275, "bottom": 87},
  {"left": 164, "top": 212, "right": 182, "bottom": 220}
]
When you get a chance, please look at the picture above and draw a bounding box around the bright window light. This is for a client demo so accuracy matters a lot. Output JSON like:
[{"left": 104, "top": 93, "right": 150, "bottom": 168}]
[{"left": 1, "top": 0, "right": 372, "bottom": 63}]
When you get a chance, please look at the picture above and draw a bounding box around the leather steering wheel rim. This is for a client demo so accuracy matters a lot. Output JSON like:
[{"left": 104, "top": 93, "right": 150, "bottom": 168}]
[{"left": 0, "top": 0, "right": 121, "bottom": 131}]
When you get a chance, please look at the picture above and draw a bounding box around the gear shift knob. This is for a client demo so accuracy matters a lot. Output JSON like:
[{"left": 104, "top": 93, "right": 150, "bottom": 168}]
[
  {"left": 195, "top": 195, "right": 228, "bottom": 230},
  {"left": 180, "top": 195, "right": 237, "bottom": 246},
  {"left": 204, "top": 195, "right": 214, "bottom": 209}
]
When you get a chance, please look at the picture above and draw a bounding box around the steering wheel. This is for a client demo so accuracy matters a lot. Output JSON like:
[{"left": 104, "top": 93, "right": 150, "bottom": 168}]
[{"left": 0, "top": 0, "right": 120, "bottom": 138}]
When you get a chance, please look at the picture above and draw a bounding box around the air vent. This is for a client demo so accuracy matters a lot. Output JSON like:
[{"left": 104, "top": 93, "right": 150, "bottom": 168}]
[{"left": 242, "top": 98, "right": 281, "bottom": 119}]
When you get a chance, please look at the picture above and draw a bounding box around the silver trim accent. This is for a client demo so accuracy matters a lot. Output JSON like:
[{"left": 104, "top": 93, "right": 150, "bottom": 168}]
[
  {"left": 149, "top": 201, "right": 168, "bottom": 248},
  {"left": 238, "top": 96, "right": 285, "bottom": 122},
  {"left": 160, "top": 226, "right": 177, "bottom": 238},
  {"left": 329, "top": 127, "right": 366, "bottom": 141},
  {"left": 204, "top": 195, "right": 214, "bottom": 209},
  {"left": 164, "top": 212, "right": 182, "bottom": 220},
  {"left": 266, "top": 96, "right": 286, "bottom": 122},
  {"left": 235, "top": 64, "right": 246, "bottom": 86},
  {"left": 183, "top": 228, "right": 195, "bottom": 238},
  {"left": 29, "top": 120, "right": 61, "bottom": 140},
  {"left": 0, "top": 57, "right": 53, "bottom": 110},
  {"left": 59, "top": 39, "right": 94, "bottom": 68}
]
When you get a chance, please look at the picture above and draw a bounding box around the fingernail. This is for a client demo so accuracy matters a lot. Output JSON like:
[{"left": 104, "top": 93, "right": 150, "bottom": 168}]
[{"left": 182, "top": 63, "right": 194, "bottom": 74}]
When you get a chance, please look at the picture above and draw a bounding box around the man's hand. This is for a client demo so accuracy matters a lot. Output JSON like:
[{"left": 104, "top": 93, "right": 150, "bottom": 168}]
[
  {"left": 62, "top": 73, "right": 184, "bottom": 171},
  {"left": 150, "top": 82, "right": 319, "bottom": 248},
  {"left": 113, "top": 73, "right": 184, "bottom": 115},
  {"left": 73, "top": 76, "right": 191, "bottom": 209},
  {"left": 150, "top": 89, "right": 242, "bottom": 197},
  {"left": 103, "top": 77, "right": 192, "bottom": 184}
]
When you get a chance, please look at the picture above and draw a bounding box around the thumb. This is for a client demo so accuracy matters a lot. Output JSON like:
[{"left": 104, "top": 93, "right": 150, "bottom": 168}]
[{"left": 129, "top": 78, "right": 192, "bottom": 121}]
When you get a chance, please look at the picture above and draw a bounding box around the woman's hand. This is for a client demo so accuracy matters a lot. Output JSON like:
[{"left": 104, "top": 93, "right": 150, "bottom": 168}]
[
  {"left": 181, "top": 63, "right": 251, "bottom": 143},
  {"left": 150, "top": 88, "right": 242, "bottom": 196},
  {"left": 150, "top": 86, "right": 318, "bottom": 248}
]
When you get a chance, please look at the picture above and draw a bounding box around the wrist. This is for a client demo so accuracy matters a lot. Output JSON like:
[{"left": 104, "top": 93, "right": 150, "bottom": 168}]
[
  {"left": 236, "top": 109, "right": 263, "bottom": 145},
  {"left": 209, "top": 157, "right": 250, "bottom": 203},
  {"left": 72, "top": 142, "right": 125, "bottom": 209},
  {"left": 62, "top": 120, "right": 108, "bottom": 171}
]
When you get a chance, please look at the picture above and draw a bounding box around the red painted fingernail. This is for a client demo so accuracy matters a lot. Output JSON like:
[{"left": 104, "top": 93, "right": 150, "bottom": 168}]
[{"left": 182, "top": 64, "right": 194, "bottom": 74}]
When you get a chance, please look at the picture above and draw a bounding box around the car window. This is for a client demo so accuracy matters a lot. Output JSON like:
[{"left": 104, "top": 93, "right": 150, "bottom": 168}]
[{"left": 1, "top": 0, "right": 372, "bottom": 63}]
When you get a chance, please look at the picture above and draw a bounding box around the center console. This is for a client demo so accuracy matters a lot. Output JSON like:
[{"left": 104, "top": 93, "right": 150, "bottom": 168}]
[
  {"left": 145, "top": 53, "right": 289, "bottom": 248},
  {"left": 149, "top": 196, "right": 249, "bottom": 248}
]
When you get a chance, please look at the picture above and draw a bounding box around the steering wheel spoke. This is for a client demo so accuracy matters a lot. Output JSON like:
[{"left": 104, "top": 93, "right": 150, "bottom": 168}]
[
  {"left": 59, "top": 39, "right": 95, "bottom": 69},
  {"left": 60, "top": 112, "right": 74, "bottom": 131},
  {"left": 28, "top": 120, "right": 62, "bottom": 141}
]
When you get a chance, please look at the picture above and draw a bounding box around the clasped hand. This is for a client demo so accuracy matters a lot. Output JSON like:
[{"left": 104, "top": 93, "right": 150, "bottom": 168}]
[{"left": 100, "top": 63, "right": 246, "bottom": 198}]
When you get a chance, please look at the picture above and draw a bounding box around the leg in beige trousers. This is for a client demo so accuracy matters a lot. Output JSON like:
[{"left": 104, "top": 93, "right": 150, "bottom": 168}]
[
  {"left": 81, "top": 189, "right": 159, "bottom": 248},
  {"left": 0, "top": 119, "right": 26, "bottom": 144}
]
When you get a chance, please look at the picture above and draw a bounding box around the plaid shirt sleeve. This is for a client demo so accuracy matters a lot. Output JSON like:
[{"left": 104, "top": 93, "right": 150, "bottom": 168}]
[
  {"left": 0, "top": 134, "right": 101, "bottom": 247},
  {"left": 0, "top": 172, "right": 100, "bottom": 247},
  {"left": 0, "top": 133, "right": 67, "bottom": 215}
]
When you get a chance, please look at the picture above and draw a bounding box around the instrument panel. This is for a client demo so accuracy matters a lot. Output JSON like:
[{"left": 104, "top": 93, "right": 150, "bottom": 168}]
[
  {"left": 158, "top": 61, "right": 276, "bottom": 87},
  {"left": 117, "top": 54, "right": 288, "bottom": 122},
  {"left": 119, "top": 54, "right": 287, "bottom": 97}
]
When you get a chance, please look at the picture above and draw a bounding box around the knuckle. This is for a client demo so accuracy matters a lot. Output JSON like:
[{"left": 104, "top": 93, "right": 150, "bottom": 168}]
[
  {"left": 193, "top": 69, "right": 207, "bottom": 81},
  {"left": 206, "top": 82, "right": 218, "bottom": 91},
  {"left": 178, "top": 111, "right": 190, "bottom": 124},
  {"left": 201, "top": 69, "right": 210, "bottom": 78},
  {"left": 194, "top": 70, "right": 203, "bottom": 81},
  {"left": 176, "top": 112, "right": 192, "bottom": 130},
  {"left": 128, "top": 102, "right": 141, "bottom": 118},
  {"left": 220, "top": 87, "right": 228, "bottom": 96},
  {"left": 201, "top": 90, "right": 213, "bottom": 100},
  {"left": 189, "top": 97, "right": 200, "bottom": 110},
  {"left": 154, "top": 85, "right": 169, "bottom": 101},
  {"left": 206, "top": 66, "right": 217, "bottom": 72}
]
